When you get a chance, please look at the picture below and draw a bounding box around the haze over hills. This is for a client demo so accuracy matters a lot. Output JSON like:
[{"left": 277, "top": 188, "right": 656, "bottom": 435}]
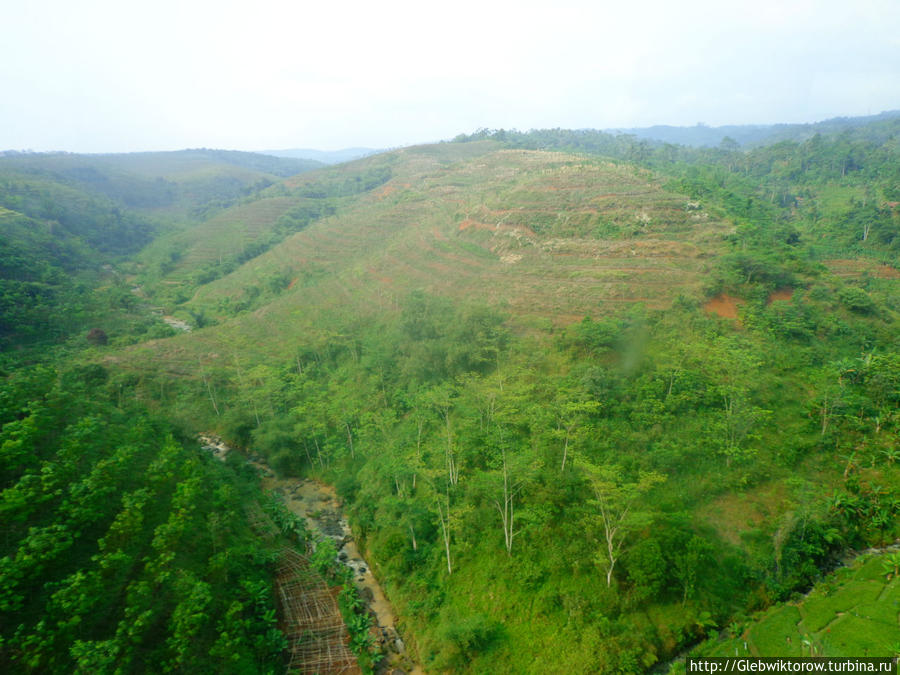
[
  {"left": 261, "top": 147, "right": 380, "bottom": 165},
  {"left": 1, "top": 114, "right": 898, "bottom": 673},
  {"left": 0, "top": 148, "right": 321, "bottom": 218},
  {"left": 605, "top": 110, "right": 900, "bottom": 148},
  {"left": 0, "top": 148, "right": 321, "bottom": 176},
  {"left": 4, "top": 0, "right": 900, "bottom": 667},
  {"left": 116, "top": 120, "right": 898, "bottom": 668}
]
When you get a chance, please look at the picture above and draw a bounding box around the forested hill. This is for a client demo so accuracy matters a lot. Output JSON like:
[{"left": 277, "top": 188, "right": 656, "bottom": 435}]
[
  {"left": 0, "top": 149, "right": 321, "bottom": 351},
  {"left": 1, "top": 119, "right": 898, "bottom": 672},
  {"left": 261, "top": 147, "right": 378, "bottom": 164},
  {"left": 0, "top": 149, "right": 321, "bottom": 213},
  {"left": 605, "top": 110, "right": 900, "bottom": 148}
]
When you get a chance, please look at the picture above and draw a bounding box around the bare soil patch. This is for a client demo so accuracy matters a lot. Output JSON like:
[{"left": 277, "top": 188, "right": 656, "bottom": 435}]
[
  {"left": 767, "top": 287, "right": 794, "bottom": 303},
  {"left": 699, "top": 483, "right": 787, "bottom": 546},
  {"left": 875, "top": 264, "right": 900, "bottom": 279},
  {"left": 366, "top": 267, "right": 393, "bottom": 285},
  {"left": 824, "top": 259, "right": 900, "bottom": 279},
  {"left": 377, "top": 185, "right": 397, "bottom": 199},
  {"left": 704, "top": 294, "right": 744, "bottom": 320}
]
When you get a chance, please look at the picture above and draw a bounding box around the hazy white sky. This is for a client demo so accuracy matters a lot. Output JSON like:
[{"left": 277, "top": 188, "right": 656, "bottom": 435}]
[{"left": 2, "top": 0, "right": 898, "bottom": 152}]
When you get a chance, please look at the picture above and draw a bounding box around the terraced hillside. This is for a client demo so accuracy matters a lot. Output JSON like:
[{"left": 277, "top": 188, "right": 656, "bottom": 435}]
[
  {"left": 215, "top": 145, "right": 724, "bottom": 314},
  {"left": 149, "top": 196, "right": 302, "bottom": 277},
  {"left": 122, "top": 142, "right": 731, "bottom": 375},
  {"left": 685, "top": 550, "right": 900, "bottom": 660},
  {"left": 92, "top": 135, "right": 898, "bottom": 672}
]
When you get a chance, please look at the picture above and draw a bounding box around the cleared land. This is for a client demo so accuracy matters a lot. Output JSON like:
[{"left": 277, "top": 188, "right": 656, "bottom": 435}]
[{"left": 116, "top": 144, "right": 732, "bottom": 377}]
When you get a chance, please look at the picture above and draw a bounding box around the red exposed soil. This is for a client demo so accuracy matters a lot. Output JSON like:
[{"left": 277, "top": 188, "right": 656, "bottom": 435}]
[
  {"left": 366, "top": 267, "right": 393, "bottom": 284},
  {"left": 875, "top": 264, "right": 900, "bottom": 279},
  {"left": 704, "top": 293, "right": 744, "bottom": 320},
  {"left": 767, "top": 287, "right": 794, "bottom": 303},
  {"left": 824, "top": 259, "right": 900, "bottom": 279}
]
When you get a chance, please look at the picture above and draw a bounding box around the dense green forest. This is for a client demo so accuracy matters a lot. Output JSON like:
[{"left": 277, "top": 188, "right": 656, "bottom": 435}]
[
  {"left": 0, "top": 365, "right": 285, "bottom": 672},
  {"left": 1, "top": 119, "right": 898, "bottom": 672}
]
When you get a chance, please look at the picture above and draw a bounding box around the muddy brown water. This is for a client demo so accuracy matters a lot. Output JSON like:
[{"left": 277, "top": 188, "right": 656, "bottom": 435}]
[{"left": 200, "top": 436, "right": 423, "bottom": 674}]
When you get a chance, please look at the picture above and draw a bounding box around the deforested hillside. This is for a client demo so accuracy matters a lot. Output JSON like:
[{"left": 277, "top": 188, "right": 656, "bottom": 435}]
[
  {"left": 123, "top": 141, "right": 730, "bottom": 370},
  {"left": 99, "top": 134, "right": 898, "bottom": 670},
  {"left": 2, "top": 123, "right": 898, "bottom": 672},
  {"left": 200, "top": 146, "right": 724, "bottom": 319}
]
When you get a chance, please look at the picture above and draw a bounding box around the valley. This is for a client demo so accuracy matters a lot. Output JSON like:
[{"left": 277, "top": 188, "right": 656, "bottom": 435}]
[
  {"left": 258, "top": 459, "right": 422, "bottom": 674},
  {"left": 203, "top": 434, "right": 422, "bottom": 673},
  {"left": 1, "top": 116, "right": 899, "bottom": 673}
]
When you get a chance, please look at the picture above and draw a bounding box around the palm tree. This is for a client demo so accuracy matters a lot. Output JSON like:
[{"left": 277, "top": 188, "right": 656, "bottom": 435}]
[
  {"left": 839, "top": 450, "right": 857, "bottom": 478},
  {"left": 881, "top": 551, "right": 900, "bottom": 580},
  {"left": 880, "top": 446, "right": 900, "bottom": 465},
  {"left": 867, "top": 507, "right": 891, "bottom": 546}
]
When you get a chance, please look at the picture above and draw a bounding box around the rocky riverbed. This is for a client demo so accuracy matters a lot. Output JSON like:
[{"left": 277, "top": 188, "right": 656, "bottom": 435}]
[{"left": 200, "top": 435, "right": 422, "bottom": 674}]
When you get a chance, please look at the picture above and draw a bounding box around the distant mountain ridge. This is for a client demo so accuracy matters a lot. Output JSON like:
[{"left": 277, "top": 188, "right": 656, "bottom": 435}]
[
  {"left": 0, "top": 148, "right": 322, "bottom": 216},
  {"left": 261, "top": 147, "right": 379, "bottom": 164},
  {"left": 606, "top": 110, "right": 900, "bottom": 148},
  {"left": 0, "top": 148, "right": 322, "bottom": 177}
]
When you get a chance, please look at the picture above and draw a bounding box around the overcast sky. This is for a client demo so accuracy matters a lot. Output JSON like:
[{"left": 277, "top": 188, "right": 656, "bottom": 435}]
[{"left": 2, "top": 0, "right": 898, "bottom": 153}]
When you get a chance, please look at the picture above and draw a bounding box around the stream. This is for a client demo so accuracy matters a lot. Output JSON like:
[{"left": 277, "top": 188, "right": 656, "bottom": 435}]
[{"left": 200, "top": 435, "right": 423, "bottom": 675}]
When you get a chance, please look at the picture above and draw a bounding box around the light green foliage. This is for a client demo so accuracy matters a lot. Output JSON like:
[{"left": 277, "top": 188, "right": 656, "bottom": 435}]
[
  {"left": 748, "top": 606, "right": 805, "bottom": 656},
  {"left": 582, "top": 463, "right": 667, "bottom": 586},
  {"left": 433, "top": 611, "right": 503, "bottom": 669},
  {"left": 123, "top": 267, "right": 896, "bottom": 670},
  {"left": 838, "top": 286, "right": 877, "bottom": 314},
  {"left": 693, "top": 551, "right": 900, "bottom": 659},
  {"left": 3, "top": 116, "right": 900, "bottom": 672}
]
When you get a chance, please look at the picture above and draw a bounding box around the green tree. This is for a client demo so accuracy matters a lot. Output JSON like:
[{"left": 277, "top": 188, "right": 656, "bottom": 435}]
[{"left": 582, "top": 464, "right": 666, "bottom": 587}]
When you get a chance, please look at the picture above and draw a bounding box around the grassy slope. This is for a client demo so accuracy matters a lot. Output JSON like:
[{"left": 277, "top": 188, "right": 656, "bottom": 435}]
[
  {"left": 96, "top": 141, "right": 899, "bottom": 671},
  {"left": 196, "top": 145, "right": 725, "bottom": 318},
  {"left": 688, "top": 551, "right": 900, "bottom": 659},
  {"left": 0, "top": 149, "right": 327, "bottom": 353},
  {"left": 145, "top": 196, "right": 301, "bottom": 278},
  {"left": 113, "top": 142, "right": 731, "bottom": 380},
  {"left": 106, "top": 140, "right": 898, "bottom": 548}
]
